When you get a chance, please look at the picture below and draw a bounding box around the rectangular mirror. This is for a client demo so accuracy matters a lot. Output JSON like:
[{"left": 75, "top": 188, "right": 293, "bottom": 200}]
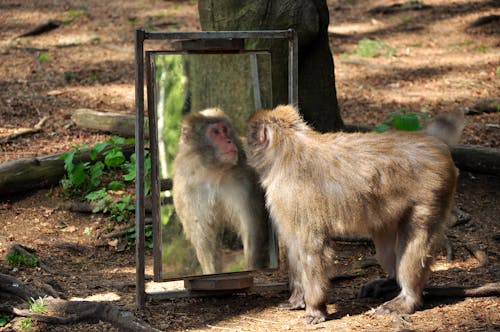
[{"left": 148, "top": 51, "right": 278, "bottom": 280}]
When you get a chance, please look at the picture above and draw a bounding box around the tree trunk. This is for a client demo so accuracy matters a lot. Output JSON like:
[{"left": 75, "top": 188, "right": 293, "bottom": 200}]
[{"left": 198, "top": 0, "right": 344, "bottom": 132}]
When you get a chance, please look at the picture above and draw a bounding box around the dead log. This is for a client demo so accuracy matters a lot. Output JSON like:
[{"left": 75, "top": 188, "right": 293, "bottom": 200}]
[
  {"left": 71, "top": 109, "right": 148, "bottom": 137},
  {"left": 450, "top": 145, "right": 500, "bottom": 176},
  {"left": 346, "top": 123, "right": 500, "bottom": 175},
  {"left": 0, "top": 144, "right": 135, "bottom": 197},
  {"left": 424, "top": 283, "right": 500, "bottom": 298}
]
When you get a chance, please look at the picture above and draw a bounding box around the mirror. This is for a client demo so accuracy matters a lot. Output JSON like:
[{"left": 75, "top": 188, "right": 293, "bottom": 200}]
[{"left": 150, "top": 51, "right": 278, "bottom": 280}]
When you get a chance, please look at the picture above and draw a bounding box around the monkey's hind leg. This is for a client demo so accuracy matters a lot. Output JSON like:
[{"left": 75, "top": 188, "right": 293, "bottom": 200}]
[{"left": 375, "top": 218, "right": 434, "bottom": 315}]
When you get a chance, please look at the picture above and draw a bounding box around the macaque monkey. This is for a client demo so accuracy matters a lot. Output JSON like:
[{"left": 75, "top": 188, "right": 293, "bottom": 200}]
[
  {"left": 245, "top": 105, "right": 462, "bottom": 324},
  {"left": 173, "top": 108, "right": 270, "bottom": 275}
]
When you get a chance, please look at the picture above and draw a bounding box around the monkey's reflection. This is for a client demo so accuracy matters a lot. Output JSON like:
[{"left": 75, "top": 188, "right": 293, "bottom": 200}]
[{"left": 171, "top": 108, "right": 270, "bottom": 274}]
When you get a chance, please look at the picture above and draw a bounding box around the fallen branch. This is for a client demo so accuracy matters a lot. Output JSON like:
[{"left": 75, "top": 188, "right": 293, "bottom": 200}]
[{"left": 0, "top": 116, "right": 48, "bottom": 143}]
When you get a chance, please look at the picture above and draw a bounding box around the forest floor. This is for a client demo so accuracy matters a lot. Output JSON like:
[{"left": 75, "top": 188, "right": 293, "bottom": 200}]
[{"left": 0, "top": 0, "right": 499, "bottom": 331}]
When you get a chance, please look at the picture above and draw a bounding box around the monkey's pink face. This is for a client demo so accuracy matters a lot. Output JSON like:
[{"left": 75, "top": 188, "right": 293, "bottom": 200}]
[{"left": 206, "top": 122, "right": 238, "bottom": 164}]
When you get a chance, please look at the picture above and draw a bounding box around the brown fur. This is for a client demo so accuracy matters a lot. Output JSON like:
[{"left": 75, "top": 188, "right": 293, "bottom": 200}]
[
  {"left": 173, "top": 108, "right": 270, "bottom": 274},
  {"left": 245, "top": 105, "right": 460, "bottom": 324}
]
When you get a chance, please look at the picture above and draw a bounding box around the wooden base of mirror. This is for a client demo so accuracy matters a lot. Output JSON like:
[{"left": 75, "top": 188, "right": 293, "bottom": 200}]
[{"left": 145, "top": 279, "right": 288, "bottom": 301}]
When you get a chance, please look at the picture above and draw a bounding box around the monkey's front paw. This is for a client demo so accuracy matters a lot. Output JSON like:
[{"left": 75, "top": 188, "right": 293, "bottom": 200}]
[{"left": 278, "top": 300, "right": 305, "bottom": 310}]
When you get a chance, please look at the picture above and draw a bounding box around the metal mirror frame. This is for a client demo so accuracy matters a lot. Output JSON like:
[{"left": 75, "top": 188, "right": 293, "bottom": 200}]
[{"left": 135, "top": 29, "right": 298, "bottom": 308}]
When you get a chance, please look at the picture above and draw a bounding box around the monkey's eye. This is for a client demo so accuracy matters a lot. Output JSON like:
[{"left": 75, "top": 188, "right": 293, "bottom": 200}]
[{"left": 212, "top": 128, "right": 220, "bottom": 135}]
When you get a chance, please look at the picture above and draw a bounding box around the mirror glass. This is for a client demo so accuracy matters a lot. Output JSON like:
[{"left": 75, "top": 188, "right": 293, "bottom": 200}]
[{"left": 152, "top": 52, "right": 278, "bottom": 280}]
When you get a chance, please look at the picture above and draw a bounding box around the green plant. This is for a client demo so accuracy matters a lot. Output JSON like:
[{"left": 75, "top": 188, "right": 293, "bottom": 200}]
[
  {"left": 126, "top": 225, "right": 154, "bottom": 250},
  {"left": 400, "top": 15, "right": 415, "bottom": 23},
  {"left": 448, "top": 39, "right": 474, "bottom": 49},
  {"left": 374, "top": 109, "right": 430, "bottom": 133},
  {"left": 354, "top": 38, "right": 394, "bottom": 58},
  {"left": 62, "top": 9, "right": 84, "bottom": 24},
  {"left": 84, "top": 227, "right": 92, "bottom": 235},
  {"left": 153, "top": 12, "right": 166, "bottom": 19},
  {"left": 7, "top": 252, "right": 38, "bottom": 267},
  {"left": 476, "top": 45, "right": 489, "bottom": 53},
  {"left": 38, "top": 52, "right": 50, "bottom": 63},
  {"left": 89, "top": 35, "right": 100, "bottom": 43},
  {"left": 496, "top": 66, "right": 500, "bottom": 78},
  {"left": 19, "top": 318, "right": 32, "bottom": 330},
  {"left": 128, "top": 18, "right": 137, "bottom": 27},
  {"left": 29, "top": 297, "right": 47, "bottom": 313},
  {"left": 0, "top": 313, "right": 12, "bottom": 327},
  {"left": 60, "top": 136, "right": 138, "bottom": 196},
  {"left": 86, "top": 190, "right": 134, "bottom": 223},
  {"left": 60, "top": 147, "right": 103, "bottom": 196},
  {"left": 60, "top": 137, "right": 152, "bottom": 247},
  {"left": 64, "top": 71, "right": 73, "bottom": 82},
  {"left": 90, "top": 70, "right": 99, "bottom": 82}
]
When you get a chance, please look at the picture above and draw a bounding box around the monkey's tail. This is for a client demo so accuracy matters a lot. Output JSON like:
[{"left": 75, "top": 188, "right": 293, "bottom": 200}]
[{"left": 424, "top": 110, "right": 465, "bottom": 146}]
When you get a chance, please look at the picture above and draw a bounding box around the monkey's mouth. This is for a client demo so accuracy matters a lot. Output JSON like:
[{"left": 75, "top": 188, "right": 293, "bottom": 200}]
[{"left": 221, "top": 151, "right": 238, "bottom": 162}]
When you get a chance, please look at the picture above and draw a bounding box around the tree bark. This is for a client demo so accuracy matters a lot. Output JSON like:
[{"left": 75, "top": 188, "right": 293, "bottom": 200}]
[
  {"left": 198, "top": 0, "right": 344, "bottom": 132},
  {"left": 71, "top": 109, "right": 148, "bottom": 137}
]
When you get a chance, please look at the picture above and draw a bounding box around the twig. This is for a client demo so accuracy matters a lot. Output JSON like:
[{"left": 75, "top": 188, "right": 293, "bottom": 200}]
[
  {"left": 0, "top": 116, "right": 48, "bottom": 143},
  {"left": 207, "top": 324, "right": 242, "bottom": 331},
  {"left": 241, "top": 315, "right": 278, "bottom": 324}
]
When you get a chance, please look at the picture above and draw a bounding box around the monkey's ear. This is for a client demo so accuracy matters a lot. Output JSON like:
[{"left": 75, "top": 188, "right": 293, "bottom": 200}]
[{"left": 258, "top": 123, "right": 268, "bottom": 144}]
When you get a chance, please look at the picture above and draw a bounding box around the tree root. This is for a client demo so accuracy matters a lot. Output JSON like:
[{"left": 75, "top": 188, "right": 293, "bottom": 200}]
[{"left": 0, "top": 273, "right": 160, "bottom": 332}]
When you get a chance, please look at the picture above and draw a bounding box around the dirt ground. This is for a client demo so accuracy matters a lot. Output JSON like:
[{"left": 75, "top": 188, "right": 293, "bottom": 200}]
[{"left": 0, "top": 0, "right": 499, "bottom": 331}]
